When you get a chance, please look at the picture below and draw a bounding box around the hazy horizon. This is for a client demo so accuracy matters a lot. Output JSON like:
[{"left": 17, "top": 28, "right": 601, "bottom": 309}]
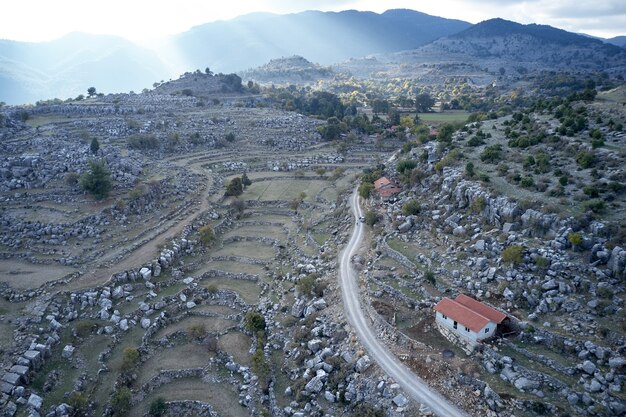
[{"left": 1, "top": 0, "right": 625, "bottom": 43}]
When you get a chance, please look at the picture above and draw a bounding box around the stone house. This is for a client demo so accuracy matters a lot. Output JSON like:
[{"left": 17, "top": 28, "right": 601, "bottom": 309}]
[
  {"left": 373, "top": 176, "right": 401, "bottom": 201},
  {"left": 434, "top": 294, "right": 507, "bottom": 346}
]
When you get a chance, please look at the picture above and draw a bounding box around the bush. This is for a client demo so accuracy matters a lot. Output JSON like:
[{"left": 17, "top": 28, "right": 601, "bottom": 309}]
[
  {"left": 251, "top": 348, "right": 270, "bottom": 389},
  {"left": 480, "top": 144, "right": 502, "bottom": 163},
  {"left": 188, "top": 323, "right": 207, "bottom": 340},
  {"left": 244, "top": 312, "right": 266, "bottom": 333},
  {"left": 364, "top": 210, "right": 378, "bottom": 226},
  {"left": 502, "top": 245, "right": 524, "bottom": 265},
  {"left": 128, "top": 134, "right": 159, "bottom": 150},
  {"left": 567, "top": 232, "right": 582, "bottom": 247},
  {"left": 576, "top": 151, "right": 596, "bottom": 169},
  {"left": 296, "top": 274, "right": 316, "bottom": 296},
  {"left": 225, "top": 132, "right": 236, "bottom": 142},
  {"left": 396, "top": 159, "right": 417, "bottom": 174},
  {"left": 584, "top": 200, "right": 605, "bottom": 213},
  {"left": 206, "top": 284, "right": 218, "bottom": 294},
  {"left": 74, "top": 320, "right": 94, "bottom": 338},
  {"left": 198, "top": 225, "right": 215, "bottom": 246},
  {"left": 401, "top": 200, "right": 421, "bottom": 216},
  {"left": 465, "top": 162, "right": 475, "bottom": 178},
  {"left": 120, "top": 347, "right": 139, "bottom": 371},
  {"left": 470, "top": 196, "right": 486, "bottom": 214},
  {"left": 149, "top": 398, "right": 167, "bottom": 416},
  {"left": 424, "top": 270, "right": 436, "bottom": 285},
  {"left": 112, "top": 387, "right": 131, "bottom": 416},
  {"left": 535, "top": 256, "right": 549, "bottom": 268},
  {"left": 68, "top": 392, "right": 88, "bottom": 414},
  {"left": 520, "top": 176, "right": 535, "bottom": 188}
]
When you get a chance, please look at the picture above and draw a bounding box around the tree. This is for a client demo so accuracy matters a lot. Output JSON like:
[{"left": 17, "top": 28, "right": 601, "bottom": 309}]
[
  {"left": 244, "top": 311, "right": 266, "bottom": 333},
  {"left": 290, "top": 192, "right": 306, "bottom": 213},
  {"left": 87, "top": 87, "right": 97, "bottom": 97},
  {"left": 358, "top": 182, "right": 374, "bottom": 199},
  {"left": 364, "top": 210, "right": 378, "bottom": 226},
  {"left": 199, "top": 225, "right": 215, "bottom": 246},
  {"left": 225, "top": 177, "right": 243, "bottom": 196},
  {"left": 231, "top": 198, "right": 245, "bottom": 218},
  {"left": 241, "top": 172, "right": 251, "bottom": 188},
  {"left": 90, "top": 137, "right": 100, "bottom": 154},
  {"left": 80, "top": 160, "right": 112, "bottom": 199},
  {"left": 415, "top": 93, "right": 435, "bottom": 113}
]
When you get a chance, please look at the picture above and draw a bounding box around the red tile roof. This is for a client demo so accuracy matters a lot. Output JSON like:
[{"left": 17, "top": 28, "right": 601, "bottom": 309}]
[
  {"left": 434, "top": 297, "right": 491, "bottom": 333},
  {"left": 374, "top": 177, "right": 393, "bottom": 190},
  {"left": 455, "top": 294, "right": 507, "bottom": 324},
  {"left": 378, "top": 187, "right": 402, "bottom": 198}
]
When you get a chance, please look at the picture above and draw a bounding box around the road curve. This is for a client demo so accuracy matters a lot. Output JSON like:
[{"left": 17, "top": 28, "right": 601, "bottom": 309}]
[{"left": 338, "top": 188, "right": 471, "bottom": 417}]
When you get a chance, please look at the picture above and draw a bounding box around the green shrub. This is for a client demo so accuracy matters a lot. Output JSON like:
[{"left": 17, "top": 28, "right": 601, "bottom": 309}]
[
  {"left": 244, "top": 312, "right": 266, "bottom": 333},
  {"left": 480, "top": 144, "right": 502, "bottom": 163},
  {"left": 567, "top": 232, "right": 582, "bottom": 247},
  {"left": 470, "top": 196, "right": 486, "bottom": 214},
  {"left": 112, "top": 387, "right": 131, "bottom": 416},
  {"left": 596, "top": 287, "right": 613, "bottom": 299},
  {"left": 149, "top": 398, "right": 167, "bottom": 417},
  {"left": 520, "top": 176, "right": 535, "bottom": 188},
  {"left": 583, "top": 200, "right": 605, "bottom": 213},
  {"left": 128, "top": 134, "right": 159, "bottom": 150},
  {"left": 534, "top": 256, "right": 549, "bottom": 268},
  {"left": 576, "top": 151, "right": 596, "bottom": 169},
  {"left": 120, "top": 347, "right": 139, "bottom": 371},
  {"left": 74, "top": 320, "right": 94, "bottom": 338},
  {"left": 358, "top": 182, "right": 374, "bottom": 199},
  {"left": 424, "top": 270, "right": 436, "bottom": 285},
  {"left": 559, "top": 175, "right": 569, "bottom": 186},
  {"left": 401, "top": 200, "right": 421, "bottom": 216},
  {"left": 198, "top": 225, "right": 215, "bottom": 246},
  {"left": 396, "top": 159, "right": 417, "bottom": 174},
  {"left": 502, "top": 245, "right": 524, "bottom": 265},
  {"left": 364, "top": 210, "right": 378, "bottom": 226}
]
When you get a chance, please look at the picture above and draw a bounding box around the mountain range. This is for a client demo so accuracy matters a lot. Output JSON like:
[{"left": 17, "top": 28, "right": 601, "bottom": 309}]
[{"left": 0, "top": 9, "right": 624, "bottom": 104}]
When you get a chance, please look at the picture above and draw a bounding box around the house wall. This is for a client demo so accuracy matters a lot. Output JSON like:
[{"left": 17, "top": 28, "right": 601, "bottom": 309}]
[{"left": 435, "top": 312, "right": 496, "bottom": 345}]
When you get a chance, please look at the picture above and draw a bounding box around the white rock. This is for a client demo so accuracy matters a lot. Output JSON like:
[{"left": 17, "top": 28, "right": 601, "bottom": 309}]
[{"left": 61, "top": 345, "right": 75, "bottom": 359}]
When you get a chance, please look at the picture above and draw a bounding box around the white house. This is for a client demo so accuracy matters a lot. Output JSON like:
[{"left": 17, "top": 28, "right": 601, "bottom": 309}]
[{"left": 434, "top": 294, "right": 507, "bottom": 345}]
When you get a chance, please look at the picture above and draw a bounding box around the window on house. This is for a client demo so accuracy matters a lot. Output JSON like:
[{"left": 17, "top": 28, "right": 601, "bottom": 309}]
[
  {"left": 465, "top": 327, "right": 470, "bottom": 332},
  {"left": 485, "top": 328, "right": 489, "bottom": 333},
  {"left": 442, "top": 314, "right": 447, "bottom": 320},
  {"left": 453, "top": 321, "right": 457, "bottom": 329}
]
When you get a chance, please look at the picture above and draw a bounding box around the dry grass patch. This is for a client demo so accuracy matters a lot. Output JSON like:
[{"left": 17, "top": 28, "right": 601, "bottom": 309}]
[
  {"left": 135, "top": 343, "right": 214, "bottom": 387},
  {"left": 212, "top": 241, "right": 276, "bottom": 260},
  {"left": 154, "top": 316, "right": 237, "bottom": 340},
  {"left": 0, "top": 259, "right": 76, "bottom": 289},
  {"left": 201, "top": 278, "right": 261, "bottom": 305},
  {"left": 218, "top": 332, "right": 252, "bottom": 366},
  {"left": 199, "top": 260, "right": 266, "bottom": 276},
  {"left": 223, "top": 225, "right": 287, "bottom": 241},
  {"left": 130, "top": 376, "right": 247, "bottom": 417}
]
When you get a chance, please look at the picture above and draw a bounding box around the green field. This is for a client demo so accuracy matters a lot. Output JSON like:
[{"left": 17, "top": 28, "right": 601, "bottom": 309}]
[{"left": 417, "top": 111, "right": 469, "bottom": 123}]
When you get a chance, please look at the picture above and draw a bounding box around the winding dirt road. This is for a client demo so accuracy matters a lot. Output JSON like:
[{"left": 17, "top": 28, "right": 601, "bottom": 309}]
[{"left": 338, "top": 188, "right": 471, "bottom": 417}]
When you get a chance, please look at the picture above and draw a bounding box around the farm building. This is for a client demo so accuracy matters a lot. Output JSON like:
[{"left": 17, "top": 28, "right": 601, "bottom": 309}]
[
  {"left": 373, "top": 176, "right": 401, "bottom": 201},
  {"left": 434, "top": 294, "right": 507, "bottom": 346}
]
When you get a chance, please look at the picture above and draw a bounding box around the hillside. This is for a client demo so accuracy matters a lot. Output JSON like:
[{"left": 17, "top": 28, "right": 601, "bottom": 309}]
[
  {"left": 422, "top": 19, "right": 626, "bottom": 74},
  {"left": 240, "top": 55, "right": 334, "bottom": 84}
]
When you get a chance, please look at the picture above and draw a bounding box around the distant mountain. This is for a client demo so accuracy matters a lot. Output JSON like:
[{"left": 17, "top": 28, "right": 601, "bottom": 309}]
[
  {"left": 240, "top": 56, "right": 334, "bottom": 84},
  {"left": 0, "top": 33, "right": 169, "bottom": 105},
  {"left": 170, "top": 9, "right": 471, "bottom": 74},
  {"left": 398, "top": 18, "right": 626, "bottom": 76},
  {"left": 607, "top": 36, "right": 626, "bottom": 49}
]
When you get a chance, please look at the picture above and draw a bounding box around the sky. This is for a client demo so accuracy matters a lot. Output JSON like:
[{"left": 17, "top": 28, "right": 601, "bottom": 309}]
[{"left": 1, "top": 0, "right": 625, "bottom": 42}]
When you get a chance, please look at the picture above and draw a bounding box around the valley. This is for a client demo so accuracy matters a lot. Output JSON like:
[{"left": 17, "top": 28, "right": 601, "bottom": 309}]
[{"left": 0, "top": 7, "right": 626, "bottom": 417}]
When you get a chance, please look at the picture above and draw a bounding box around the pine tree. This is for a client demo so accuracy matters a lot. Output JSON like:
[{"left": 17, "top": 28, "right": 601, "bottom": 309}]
[
  {"left": 90, "top": 137, "right": 100, "bottom": 154},
  {"left": 80, "top": 160, "right": 111, "bottom": 199}
]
